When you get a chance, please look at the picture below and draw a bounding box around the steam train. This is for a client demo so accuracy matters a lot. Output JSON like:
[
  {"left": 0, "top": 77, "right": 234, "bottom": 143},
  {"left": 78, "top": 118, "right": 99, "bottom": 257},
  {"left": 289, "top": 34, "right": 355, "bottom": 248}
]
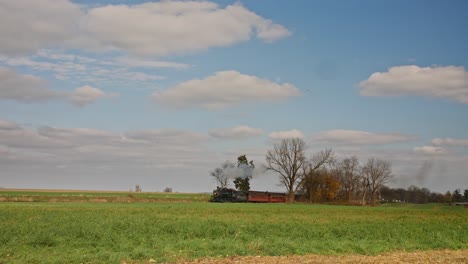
[{"left": 210, "top": 187, "right": 287, "bottom": 203}]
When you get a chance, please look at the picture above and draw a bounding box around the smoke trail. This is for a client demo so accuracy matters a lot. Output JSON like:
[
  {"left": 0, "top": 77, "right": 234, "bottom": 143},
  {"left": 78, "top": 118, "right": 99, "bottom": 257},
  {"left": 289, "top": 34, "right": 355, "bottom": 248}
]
[{"left": 415, "top": 160, "right": 433, "bottom": 185}]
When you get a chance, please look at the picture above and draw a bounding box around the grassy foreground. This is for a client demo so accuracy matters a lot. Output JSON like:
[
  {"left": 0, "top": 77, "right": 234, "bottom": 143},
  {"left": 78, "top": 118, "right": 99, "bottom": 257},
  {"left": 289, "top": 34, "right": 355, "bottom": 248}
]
[{"left": 0, "top": 202, "right": 467, "bottom": 263}]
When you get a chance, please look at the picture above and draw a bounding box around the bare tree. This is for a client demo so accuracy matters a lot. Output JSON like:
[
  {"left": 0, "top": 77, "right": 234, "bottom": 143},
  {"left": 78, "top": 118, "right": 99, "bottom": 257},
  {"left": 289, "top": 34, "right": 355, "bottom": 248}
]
[
  {"left": 265, "top": 138, "right": 333, "bottom": 202},
  {"left": 362, "top": 158, "right": 393, "bottom": 205},
  {"left": 135, "top": 185, "right": 141, "bottom": 192},
  {"left": 336, "top": 156, "right": 361, "bottom": 202},
  {"left": 360, "top": 176, "right": 370, "bottom": 205},
  {"left": 305, "top": 149, "right": 334, "bottom": 176},
  {"left": 210, "top": 161, "right": 235, "bottom": 188},
  {"left": 265, "top": 138, "right": 307, "bottom": 202}
]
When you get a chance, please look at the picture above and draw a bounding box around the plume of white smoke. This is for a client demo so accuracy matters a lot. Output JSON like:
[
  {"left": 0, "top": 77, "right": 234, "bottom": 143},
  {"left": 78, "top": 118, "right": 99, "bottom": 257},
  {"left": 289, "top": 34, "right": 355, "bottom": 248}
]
[
  {"left": 416, "top": 160, "right": 434, "bottom": 185},
  {"left": 223, "top": 163, "right": 265, "bottom": 180}
]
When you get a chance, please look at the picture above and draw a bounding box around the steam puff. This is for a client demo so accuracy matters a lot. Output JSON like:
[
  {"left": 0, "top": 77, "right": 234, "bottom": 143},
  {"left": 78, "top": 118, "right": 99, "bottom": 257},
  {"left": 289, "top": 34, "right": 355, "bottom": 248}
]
[{"left": 223, "top": 165, "right": 264, "bottom": 179}]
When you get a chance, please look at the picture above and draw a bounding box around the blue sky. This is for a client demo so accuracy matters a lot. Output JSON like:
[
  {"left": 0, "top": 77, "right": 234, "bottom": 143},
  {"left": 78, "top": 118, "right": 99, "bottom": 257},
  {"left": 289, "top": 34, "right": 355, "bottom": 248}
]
[{"left": 1, "top": 0, "right": 467, "bottom": 193}]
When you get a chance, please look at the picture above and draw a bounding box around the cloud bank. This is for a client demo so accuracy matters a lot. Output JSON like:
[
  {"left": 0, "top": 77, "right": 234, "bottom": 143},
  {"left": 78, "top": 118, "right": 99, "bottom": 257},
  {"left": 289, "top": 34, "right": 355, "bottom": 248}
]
[
  {"left": 313, "top": 129, "right": 416, "bottom": 145},
  {"left": 0, "top": 120, "right": 209, "bottom": 166}
]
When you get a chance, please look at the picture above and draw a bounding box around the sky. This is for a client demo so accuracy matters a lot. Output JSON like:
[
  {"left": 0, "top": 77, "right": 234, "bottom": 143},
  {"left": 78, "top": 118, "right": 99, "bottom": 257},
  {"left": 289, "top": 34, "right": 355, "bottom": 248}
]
[{"left": 1, "top": 0, "right": 467, "bottom": 193}]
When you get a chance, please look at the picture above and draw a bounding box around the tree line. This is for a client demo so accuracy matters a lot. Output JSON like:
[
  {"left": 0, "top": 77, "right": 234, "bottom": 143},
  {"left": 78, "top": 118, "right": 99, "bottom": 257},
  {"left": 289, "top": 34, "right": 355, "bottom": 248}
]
[
  {"left": 380, "top": 185, "right": 468, "bottom": 204},
  {"left": 211, "top": 138, "right": 466, "bottom": 204},
  {"left": 265, "top": 138, "right": 392, "bottom": 204}
]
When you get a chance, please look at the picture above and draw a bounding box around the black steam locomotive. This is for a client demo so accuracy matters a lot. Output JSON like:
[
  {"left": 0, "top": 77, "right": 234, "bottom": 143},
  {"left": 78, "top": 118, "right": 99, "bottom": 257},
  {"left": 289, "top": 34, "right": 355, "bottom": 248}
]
[{"left": 210, "top": 187, "right": 287, "bottom": 203}]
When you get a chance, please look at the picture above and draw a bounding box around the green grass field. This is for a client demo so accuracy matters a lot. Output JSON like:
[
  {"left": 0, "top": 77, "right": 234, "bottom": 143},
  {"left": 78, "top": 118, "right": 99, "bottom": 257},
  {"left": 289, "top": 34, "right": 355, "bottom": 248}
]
[{"left": 0, "top": 198, "right": 467, "bottom": 264}]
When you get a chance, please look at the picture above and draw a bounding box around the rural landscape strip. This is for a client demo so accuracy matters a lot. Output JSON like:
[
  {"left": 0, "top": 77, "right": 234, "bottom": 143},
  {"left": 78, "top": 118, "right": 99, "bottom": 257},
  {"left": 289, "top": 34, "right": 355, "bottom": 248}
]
[{"left": 1, "top": 189, "right": 467, "bottom": 263}]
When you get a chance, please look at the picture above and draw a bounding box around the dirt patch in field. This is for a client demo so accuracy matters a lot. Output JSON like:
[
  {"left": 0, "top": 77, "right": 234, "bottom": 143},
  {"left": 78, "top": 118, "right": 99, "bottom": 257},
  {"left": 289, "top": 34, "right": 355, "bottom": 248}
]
[{"left": 172, "top": 249, "right": 468, "bottom": 264}]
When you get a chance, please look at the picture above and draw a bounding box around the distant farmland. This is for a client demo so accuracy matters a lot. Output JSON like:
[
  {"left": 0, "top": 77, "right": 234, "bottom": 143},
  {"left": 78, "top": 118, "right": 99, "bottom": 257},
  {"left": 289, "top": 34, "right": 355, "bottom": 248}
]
[
  {"left": 0, "top": 189, "right": 467, "bottom": 263},
  {"left": 0, "top": 189, "right": 211, "bottom": 203}
]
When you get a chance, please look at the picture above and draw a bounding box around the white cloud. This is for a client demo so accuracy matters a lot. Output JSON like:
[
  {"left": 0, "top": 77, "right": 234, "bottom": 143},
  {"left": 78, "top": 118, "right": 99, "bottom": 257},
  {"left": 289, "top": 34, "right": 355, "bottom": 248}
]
[
  {"left": 0, "top": 120, "right": 210, "bottom": 167},
  {"left": 0, "top": 67, "right": 63, "bottom": 102},
  {"left": 413, "top": 146, "right": 448, "bottom": 155},
  {"left": 122, "top": 72, "right": 164, "bottom": 81},
  {"left": 0, "top": 68, "right": 115, "bottom": 106},
  {"left": 1, "top": 119, "right": 467, "bottom": 193},
  {"left": 115, "top": 57, "right": 190, "bottom": 69},
  {"left": 153, "top": 71, "right": 301, "bottom": 110},
  {"left": 0, "top": 1, "right": 290, "bottom": 56},
  {"left": 0, "top": 120, "right": 71, "bottom": 149},
  {"left": 359, "top": 65, "right": 468, "bottom": 104},
  {"left": 1, "top": 56, "right": 59, "bottom": 71},
  {"left": 34, "top": 126, "right": 122, "bottom": 149},
  {"left": 69, "top": 85, "right": 118, "bottom": 106},
  {"left": 0, "top": 120, "right": 19, "bottom": 130},
  {"left": 209, "top": 126, "right": 263, "bottom": 139},
  {"left": 84, "top": 2, "right": 290, "bottom": 56},
  {"left": 125, "top": 129, "right": 207, "bottom": 145},
  {"left": 313, "top": 129, "right": 416, "bottom": 145},
  {"left": 432, "top": 138, "right": 468, "bottom": 147},
  {"left": 0, "top": 53, "right": 168, "bottom": 84},
  {"left": 0, "top": 0, "right": 82, "bottom": 55},
  {"left": 268, "top": 129, "right": 304, "bottom": 140}
]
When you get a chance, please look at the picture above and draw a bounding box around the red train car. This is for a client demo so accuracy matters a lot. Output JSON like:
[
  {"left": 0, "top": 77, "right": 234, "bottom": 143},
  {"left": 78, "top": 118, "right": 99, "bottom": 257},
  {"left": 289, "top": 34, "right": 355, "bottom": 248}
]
[{"left": 247, "top": 191, "right": 287, "bottom": 203}]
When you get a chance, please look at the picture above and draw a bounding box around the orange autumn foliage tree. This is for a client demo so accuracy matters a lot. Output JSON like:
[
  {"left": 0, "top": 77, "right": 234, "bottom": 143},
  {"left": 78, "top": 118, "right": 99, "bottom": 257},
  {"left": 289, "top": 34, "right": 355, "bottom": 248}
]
[{"left": 301, "top": 168, "right": 341, "bottom": 203}]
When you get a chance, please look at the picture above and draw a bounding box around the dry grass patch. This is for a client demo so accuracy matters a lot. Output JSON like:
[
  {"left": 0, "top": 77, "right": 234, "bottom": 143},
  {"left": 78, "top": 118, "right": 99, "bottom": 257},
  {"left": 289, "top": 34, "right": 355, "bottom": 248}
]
[{"left": 177, "top": 249, "right": 468, "bottom": 264}]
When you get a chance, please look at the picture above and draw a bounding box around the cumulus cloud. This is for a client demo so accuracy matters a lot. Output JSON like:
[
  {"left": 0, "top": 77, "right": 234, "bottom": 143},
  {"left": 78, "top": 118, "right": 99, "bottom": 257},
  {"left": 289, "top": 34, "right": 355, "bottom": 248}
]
[
  {"left": 84, "top": 1, "right": 291, "bottom": 56},
  {"left": 268, "top": 129, "right": 304, "bottom": 140},
  {"left": 0, "top": 68, "right": 115, "bottom": 106},
  {"left": 0, "top": 1, "right": 290, "bottom": 56},
  {"left": 0, "top": 0, "right": 82, "bottom": 55},
  {"left": 359, "top": 65, "right": 468, "bottom": 104},
  {"left": 152, "top": 71, "right": 301, "bottom": 110},
  {"left": 413, "top": 146, "right": 448, "bottom": 155},
  {"left": 209, "top": 126, "right": 263, "bottom": 139},
  {"left": 313, "top": 129, "right": 416, "bottom": 145},
  {"left": 69, "top": 86, "right": 114, "bottom": 106},
  {"left": 0, "top": 67, "right": 63, "bottom": 102},
  {"left": 432, "top": 138, "right": 468, "bottom": 147}
]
